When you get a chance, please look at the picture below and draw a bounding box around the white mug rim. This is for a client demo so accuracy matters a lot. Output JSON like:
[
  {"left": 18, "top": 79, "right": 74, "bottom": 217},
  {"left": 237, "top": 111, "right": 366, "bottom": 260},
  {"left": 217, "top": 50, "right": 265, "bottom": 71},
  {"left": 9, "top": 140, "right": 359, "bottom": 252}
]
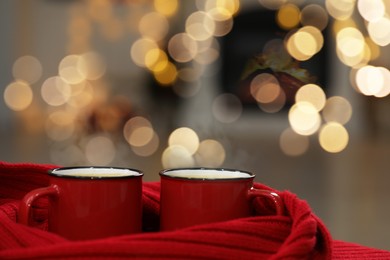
[
  {"left": 159, "top": 167, "right": 254, "bottom": 181},
  {"left": 49, "top": 166, "right": 143, "bottom": 180}
]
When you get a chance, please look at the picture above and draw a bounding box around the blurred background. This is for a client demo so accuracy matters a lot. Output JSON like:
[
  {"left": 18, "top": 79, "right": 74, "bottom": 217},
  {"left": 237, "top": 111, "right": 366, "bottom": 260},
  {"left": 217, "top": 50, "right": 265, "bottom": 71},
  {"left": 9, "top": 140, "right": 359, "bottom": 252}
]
[{"left": 1, "top": 0, "right": 390, "bottom": 250}]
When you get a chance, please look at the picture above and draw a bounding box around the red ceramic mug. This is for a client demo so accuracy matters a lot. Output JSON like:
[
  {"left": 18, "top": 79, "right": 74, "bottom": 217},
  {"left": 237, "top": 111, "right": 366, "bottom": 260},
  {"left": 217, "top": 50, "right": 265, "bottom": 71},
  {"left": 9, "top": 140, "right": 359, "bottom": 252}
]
[
  {"left": 19, "top": 167, "right": 143, "bottom": 240},
  {"left": 159, "top": 168, "right": 283, "bottom": 231}
]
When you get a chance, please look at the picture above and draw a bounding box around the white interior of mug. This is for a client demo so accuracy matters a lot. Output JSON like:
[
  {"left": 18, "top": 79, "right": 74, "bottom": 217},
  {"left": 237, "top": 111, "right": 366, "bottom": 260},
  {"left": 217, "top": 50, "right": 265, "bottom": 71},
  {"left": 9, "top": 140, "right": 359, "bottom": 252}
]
[
  {"left": 161, "top": 168, "right": 254, "bottom": 180},
  {"left": 50, "top": 167, "right": 142, "bottom": 178}
]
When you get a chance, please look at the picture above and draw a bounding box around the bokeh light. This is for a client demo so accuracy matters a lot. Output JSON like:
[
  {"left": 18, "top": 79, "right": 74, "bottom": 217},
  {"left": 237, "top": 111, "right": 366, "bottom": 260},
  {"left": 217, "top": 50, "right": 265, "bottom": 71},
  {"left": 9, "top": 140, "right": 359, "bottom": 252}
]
[
  {"left": 4, "top": 80, "right": 33, "bottom": 111},
  {"left": 250, "top": 73, "right": 281, "bottom": 104},
  {"left": 123, "top": 116, "right": 153, "bottom": 145},
  {"left": 203, "top": 0, "right": 240, "bottom": 17},
  {"left": 297, "top": 26, "right": 324, "bottom": 55},
  {"left": 295, "top": 84, "right": 326, "bottom": 111},
  {"left": 168, "top": 127, "right": 199, "bottom": 155},
  {"left": 162, "top": 145, "right": 195, "bottom": 168},
  {"left": 162, "top": 126, "right": 226, "bottom": 168},
  {"left": 336, "top": 27, "right": 366, "bottom": 66},
  {"left": 78, "top": 52, "right": 106, "bottom": 80},
  {"left": 336, "top": 27, "right": 365, "bottom": 56},
  {"left": 279, "top": 127, "right": 310, "bottom": 156},
  {"left": 367, "top": 16, "right": 390, "bottom": 46},
  {"left": 145, "top": 48, "right": 169, "bottom": 73},
  {"left": 373, "top": 67, "right": 390, "bottom": 98},
  {"left": 195, "top": 139, "right": 225, "bottom": 167},
  {"left": 286, "top": 26, "right": 324, "bottom": 61},
  {"left": 258, "top": 90, "right": 286, "bottom": 113},
  {"left": 276, "top": 4, "right": 300, "bottom": 30},
  {"left": 355, "top": 65, "right": 381, "bottom": 95},
  {"left": 357, "top": 0, "right": 385, "bottom": 23},
  {"left": 207, "top": 8, "right": 234, "bottom": 37},
  {"left": 41, "top": 76, "right": 72, "bottom": 106},
  {"left": 128, "top": 126, "right": 154, "bottom": 147},
  {"left": 319, "top": 122, "right": 349, "bottom": 153},
  {"left": 300, "top": 4, "right": 329, "bottom": 31},
  {"left": 153, "top": 61, "right": 178, "bottom": 85},
  {"left": 289, "top": 101, "right": 321, "bottom": 136},
  {"left": 168, "top": 33, "right": 198, "bottom": 63},
  {"left": 59, "top": 55, "right": 86, "bottom": 84},
  {"left": 130, "top": 38, "right": 159, "bottom": 67},
  {"left": 185, "top": 11, "right": 215, "bottom": 41},
  {"left": 250, "top": 72, "right": 287, "bottom": 113},
  {"left": 325, "top": 0, "right": 355, "bottom": 21},
  {"left": 131, "top": 132, "right": 160, "bottom": 157},
  {"left": 322, "top": 96, "right": 352, "bottom": 125},
  {"left": 355, "top": 65, "right": 390, "bottom": 97},
  {"left": 12, "top": 55, "right": 43, "bottom": 84}
]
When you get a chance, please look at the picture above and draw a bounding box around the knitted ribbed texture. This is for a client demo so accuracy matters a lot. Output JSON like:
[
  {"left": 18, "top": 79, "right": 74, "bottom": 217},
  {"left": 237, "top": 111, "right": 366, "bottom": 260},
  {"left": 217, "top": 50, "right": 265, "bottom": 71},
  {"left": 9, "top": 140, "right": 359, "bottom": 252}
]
[
  {"left": 0, "top": 161, "right": 389, "bottom": 259},
  {"left": 332, "top": 240, "right": 390, "bottom": 259}
]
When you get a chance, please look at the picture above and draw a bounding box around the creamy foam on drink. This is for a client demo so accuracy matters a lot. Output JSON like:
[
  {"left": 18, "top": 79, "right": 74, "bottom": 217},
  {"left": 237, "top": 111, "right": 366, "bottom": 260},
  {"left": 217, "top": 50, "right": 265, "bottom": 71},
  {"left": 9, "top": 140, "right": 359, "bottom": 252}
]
[
  {"left": 163, "top": 169, "right": 252, "bottom": 179},
  {"left": 51, "top": 168, "right": 141, "bottom": 178}
]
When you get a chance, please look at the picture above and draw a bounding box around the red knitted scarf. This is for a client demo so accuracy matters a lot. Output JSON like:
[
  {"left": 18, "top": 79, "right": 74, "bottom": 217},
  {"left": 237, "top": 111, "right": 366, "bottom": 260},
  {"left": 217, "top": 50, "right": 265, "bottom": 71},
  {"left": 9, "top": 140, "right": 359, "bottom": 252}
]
[{"left": 0, "top": 162, "right": 388, "bottom": 259}]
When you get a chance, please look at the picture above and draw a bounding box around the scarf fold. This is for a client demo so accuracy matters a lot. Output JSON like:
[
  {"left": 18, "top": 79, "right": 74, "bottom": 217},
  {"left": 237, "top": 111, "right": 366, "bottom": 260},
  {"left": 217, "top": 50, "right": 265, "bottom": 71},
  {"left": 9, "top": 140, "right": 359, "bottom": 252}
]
[{"left": 0, "top": 161, "right": 388, "bottom": 259}]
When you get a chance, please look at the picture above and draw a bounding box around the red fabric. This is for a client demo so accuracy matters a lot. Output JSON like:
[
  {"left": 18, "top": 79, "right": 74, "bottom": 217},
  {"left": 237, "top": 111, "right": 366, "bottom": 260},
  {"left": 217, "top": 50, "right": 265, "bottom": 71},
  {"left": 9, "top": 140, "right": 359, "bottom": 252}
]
[
  {"left": 333, "top": 241, "right": 390, "bottom": 259},
  {"left": 0, "top": 162, "right": 389, "bottom": 259}
]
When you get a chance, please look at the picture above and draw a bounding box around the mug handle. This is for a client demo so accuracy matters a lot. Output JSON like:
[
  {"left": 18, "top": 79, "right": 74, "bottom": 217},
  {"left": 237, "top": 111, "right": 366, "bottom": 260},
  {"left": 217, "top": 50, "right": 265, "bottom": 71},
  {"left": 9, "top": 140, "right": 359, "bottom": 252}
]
[
  {"left": 19, "top": 185, "right": 59, "bottom": 226},
  {"left": 247, "top": 188, "right": 284, "bottom": 216}
]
